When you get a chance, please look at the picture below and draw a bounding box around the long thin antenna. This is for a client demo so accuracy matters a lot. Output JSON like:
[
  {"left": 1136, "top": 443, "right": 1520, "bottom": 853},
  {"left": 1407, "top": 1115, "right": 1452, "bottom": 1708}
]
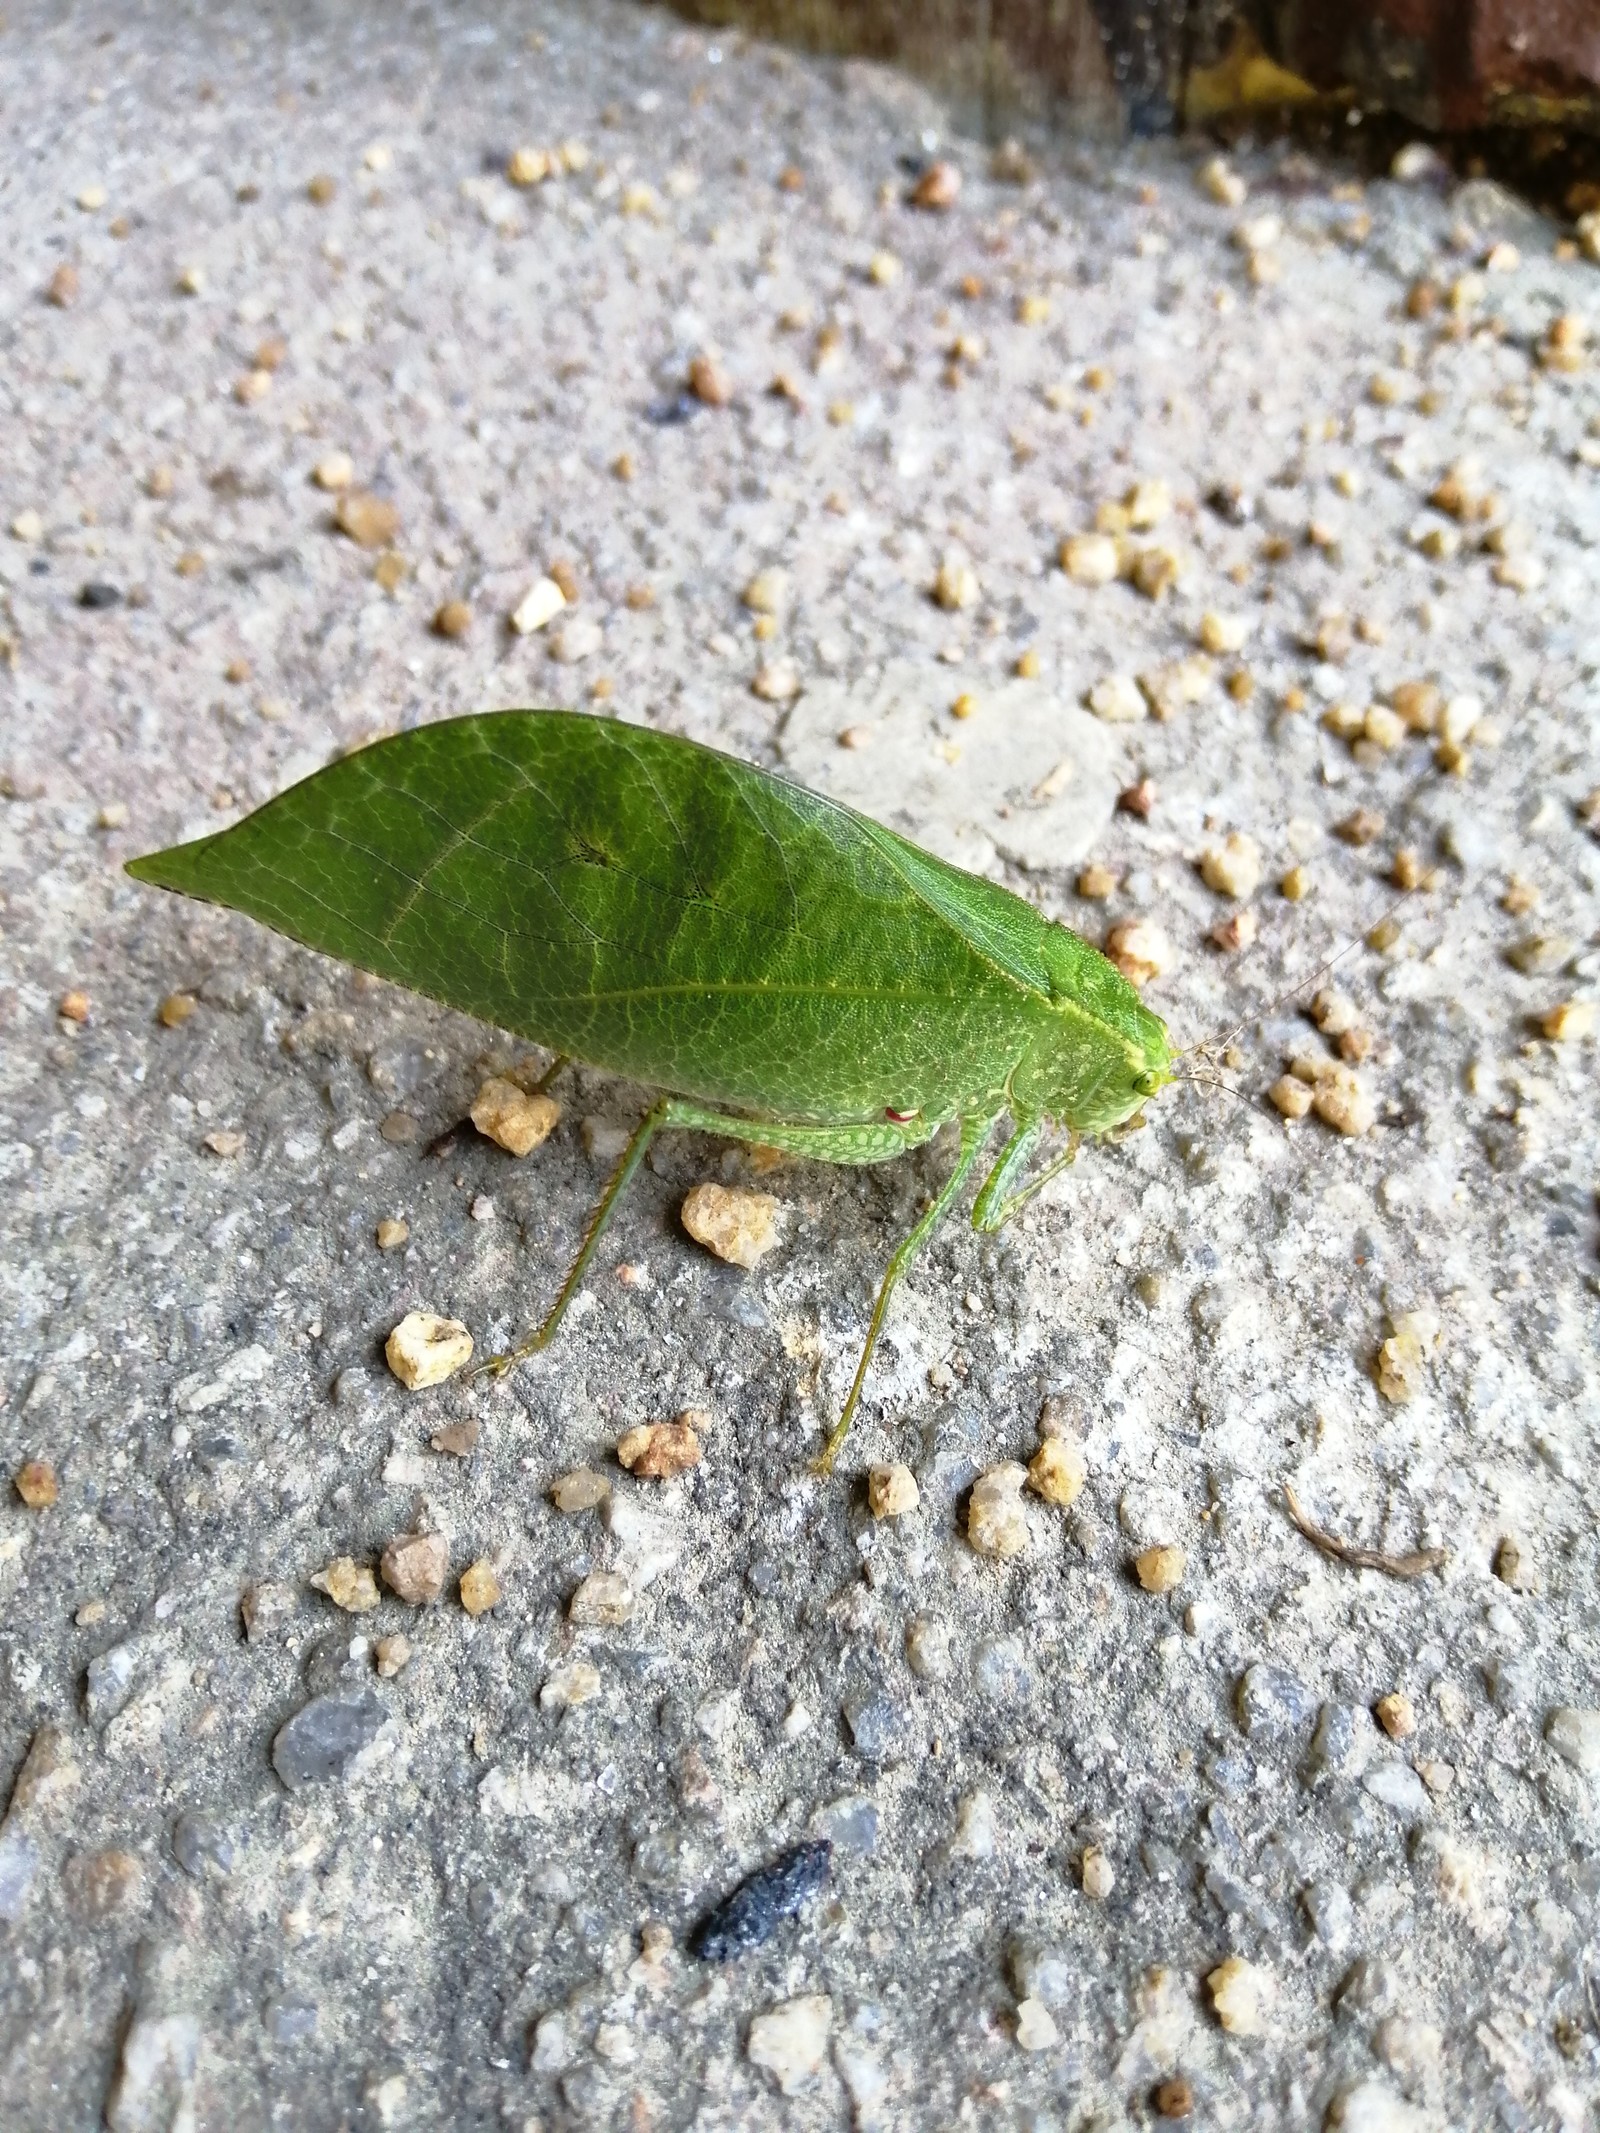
[{"left": 1178, "top": 883, "right": 1420, "bottom": 1064}]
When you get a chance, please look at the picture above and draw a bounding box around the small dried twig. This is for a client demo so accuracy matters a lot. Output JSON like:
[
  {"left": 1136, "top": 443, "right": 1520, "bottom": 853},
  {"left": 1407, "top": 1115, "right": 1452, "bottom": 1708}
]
[{"left": 1281, "top": 1481, "right": 1446, "bottom": 1580}]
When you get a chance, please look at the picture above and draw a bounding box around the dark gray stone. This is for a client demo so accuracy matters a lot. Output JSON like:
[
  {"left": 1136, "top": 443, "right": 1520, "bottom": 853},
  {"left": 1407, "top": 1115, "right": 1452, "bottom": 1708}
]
[
  {"left": 1236, "top": 1663, "right": 1315, "bottom": 1740},
  {"left": 270, "top": 1690, "right": 386, "bottom": 1789},
  {"left": 171, "top": 1813, "right": 235, "bottom": 1880}
]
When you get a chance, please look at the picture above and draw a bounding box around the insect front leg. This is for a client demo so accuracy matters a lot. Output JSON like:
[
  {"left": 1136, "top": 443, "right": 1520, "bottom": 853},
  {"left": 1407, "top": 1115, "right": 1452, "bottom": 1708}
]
[
  {"left": 813, "top": 1111, "right": 994, "bottom": 1477},
  {"left": 970, "top": 1117, "right": 1080, "bottom": 1234}
]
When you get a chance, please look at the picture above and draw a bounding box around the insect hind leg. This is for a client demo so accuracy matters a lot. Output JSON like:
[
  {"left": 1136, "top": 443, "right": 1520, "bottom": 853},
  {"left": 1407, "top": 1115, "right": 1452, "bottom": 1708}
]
[{"left": 470, "top": 1098, "right": 939, "bottom": 1384}]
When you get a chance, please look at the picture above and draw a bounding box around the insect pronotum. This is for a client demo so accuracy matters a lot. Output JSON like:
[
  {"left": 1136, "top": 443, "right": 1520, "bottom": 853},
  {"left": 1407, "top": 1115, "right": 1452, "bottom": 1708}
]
[{"left": 128, "top": 710, "right": 1173, "bottom": 1471}]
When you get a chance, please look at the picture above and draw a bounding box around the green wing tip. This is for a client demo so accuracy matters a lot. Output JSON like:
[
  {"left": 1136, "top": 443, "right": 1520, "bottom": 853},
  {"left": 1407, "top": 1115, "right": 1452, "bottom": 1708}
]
[{"left": 125, "top": 839, "right": 211, "bottom": 892}]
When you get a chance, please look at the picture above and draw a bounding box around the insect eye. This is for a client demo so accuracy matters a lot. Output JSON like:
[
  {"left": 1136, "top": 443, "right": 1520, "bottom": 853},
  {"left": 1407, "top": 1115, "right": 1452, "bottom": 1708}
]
[{"left": 1134, "top": 1070, "right": 1162, "bottom": 1098}]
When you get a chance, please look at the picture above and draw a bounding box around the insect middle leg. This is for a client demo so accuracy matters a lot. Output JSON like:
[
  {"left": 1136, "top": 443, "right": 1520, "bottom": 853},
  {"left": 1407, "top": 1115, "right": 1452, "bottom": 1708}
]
[{"left": 471, "top": 1095, "right": 939, "bottom": 1382}]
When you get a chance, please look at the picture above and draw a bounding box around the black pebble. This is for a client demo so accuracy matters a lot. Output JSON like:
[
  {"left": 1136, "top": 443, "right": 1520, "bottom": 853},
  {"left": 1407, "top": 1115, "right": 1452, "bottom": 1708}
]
[
  {"left": 79, "top": 581, "right": 121, "bottom": 609},
  {"left": 644, "top": 392, "right": 699, "bottom": 427},
  {"left": 688, "top": 1838, "right": 832, "bottom": 1962}
]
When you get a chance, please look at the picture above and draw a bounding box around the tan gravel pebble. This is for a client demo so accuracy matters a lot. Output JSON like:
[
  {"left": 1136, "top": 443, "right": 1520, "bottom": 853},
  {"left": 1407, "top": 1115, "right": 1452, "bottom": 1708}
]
[
  {"left": 617, "top": 1418, "right": 703, "bottom": 1479},
  {"left": 751, "top": 657, "right": 801, "bottom": 703},
  {"left": 867, "top": 1462, "right": 919, "bottom": 1518},
  {"left": 310, "top": 1557, "right": 379, "bottom": 1613},
  {"left": 1311, "top": 1068, "right": 1376, "bottom": 1137},
  {"left": 334, "top": 491, "right": 399, "bottom": 547},
  {"left": 680, "top": 1182, "right": 779, "bottom": 1268},
  {"left": 1076, "top": 864, "right": 1118, "bottom": 900},
  {"left": 1270, "top": 1075, "right": 1314, "bottom": 1120},
  {"left": 47, "top": 261, "right": 80, "bottom": 308},
  {"left": 1080, "top": 1845, "right": 1115, "bottom": 1900},
  {"left": 540, "top": 1659, "right": 602, "bottom": 1710},
  {"left": 1133, "top": 1543, "right": 1186, "bottom": 1592},
  {"left": 202, "top": 1128, "right": 245, "bottom": 1158},
  {"left": 1376, "top": 1690, "right": 1417, "bottom": 1740},
  {"left": 510, "top": 576, "right": 567, "bottom": 634},
  {"left": 1199, "top": 832, "right": 1262, "bottom": 899},
  {"left": 1280, "top": 865, "right": 1311, "bottom": 902},
  {"left": 551, "top": 1468, "right": 610, "bottom": 1514},
  {"left": 59, "top": 989, "right": 91, "bottom": 1023},
  {"left": 743, "top": 566, "right": 788, "bottom": 615},
  {"left": 911, "top": 160, "right": 960, "bottom": 210},
  {"left": 1104, "top": 918, "right": 1172, "bottom": 988},
  {"left": 1536, "top": 1000, "right": 1595, "bottom": 1041},
  {"left": 1088, "top": 673, "right": 1146, "bottom": 723},
  {"left": 967, "top": 1463, "right": 1031, "bottom": 1559},
  {"left": 14, "top": 1459, "right": 58, "bottom": 1509},
  {"left": 933, "top": 557, "right": 979, "bottom": 611},
  {"left": 459, "top": 1559, "right": 501, "bottom": 1615},
  {"left": 507, "top": 146, "right": 550, "bottom": 186},
  {"left": 157, "top": 991, "right": 196, "bottom": 1028},
  {"left": 1375, "top": 1311, "right": 1435, "bottom": 1401},
  {"left": 375, "top": 1217, "right": 409, "bottom": 1250},
  {"left": 688, "top": 352, "right": 732, "bottom": 405},
  {"left": 1060, "top": 532, "right": 1119, "bottom": 585},
  {"left": 385, "top": 1311, "right": 474, "bottom": 1389},
  {"left": 1027, "top": 1436, "right": 1086, "bottom": 1506},
  {"left": 381, "top": 1531, "right": 449, "bottom": 1605},
  {"left": 568, "top": 1569, "right": 635, "bottom": 1626},
  {"left": 432, "top": 599, "right": 472, "bottom": 639},
  {"left": 470, "top": 1077, "right": 560, "bottom": 1156},
  {"left": 375, "top": 1635, "right": 411, "bottom": 1678},
  {"left": 1207, "top": 1955, "right": 1274, "bottom": 2036}
]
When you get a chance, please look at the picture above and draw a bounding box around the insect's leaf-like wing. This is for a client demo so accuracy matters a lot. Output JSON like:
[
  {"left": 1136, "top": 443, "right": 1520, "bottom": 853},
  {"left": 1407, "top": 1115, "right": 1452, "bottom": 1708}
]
[{"left": 127, "top": 711, "right": 1052, "bottom": 1119}]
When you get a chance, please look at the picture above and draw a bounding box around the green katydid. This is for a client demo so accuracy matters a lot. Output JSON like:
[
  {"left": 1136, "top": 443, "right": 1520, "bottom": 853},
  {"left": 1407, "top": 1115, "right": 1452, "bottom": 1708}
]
[{"left": 127, "top": 710, "right": 1172, "bottom": 1472}]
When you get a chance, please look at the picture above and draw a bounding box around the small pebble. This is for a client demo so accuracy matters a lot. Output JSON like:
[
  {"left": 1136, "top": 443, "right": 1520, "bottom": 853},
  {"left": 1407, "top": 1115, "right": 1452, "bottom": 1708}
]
[
  {"left": 1376, "top": 1691, "right": 1416, "bottom": 1740},
  {"left": 1493, "top": 1534, "right": 1533, "bottom": 1591},
  {"left": 1537, "top": 1000, "right": 1595, "bottom": 1042},
  {"left": 375, "top": 1217, "right": 408, "bottom": 1250},
  {"left": 1207, "top": 1954, "right": 1274, "bottom": 2036},
  {"left": 681, "top": 1182, "right": 779, "bottom": 1268},
  {"left": 933, "top": 558, "right": 978, "bottom": 611},
  {"left": 1545, "top": 1707, "right": 1600, "bottom": 1777},
  {"left": 1104, "top": 918, "right": 1172, "bottom": 988},
  {"left": 1270, "top": 1075, "right": 1313, "bottom": 1120},
  {"left": 46, "top": 262, "right": 80, "bottom": 308},
  {"left": 911, "top": 159, "right": 961, "bottom": 210},
  {"left": 743, "top": 566, "right": 788, "bottom": 614},
  {"left": 1199, "top": 832, "right": 1262, "bottom": 899},
  {"left": 1312, "top": 1068, "right": 1375, "bottom": 1138},
  {"left": 510, "top": 576, "right": 567, "bottom": 634},
  {"left": 470, "top": 1077, "right": 560, "bottom": 1156},
  {"left": 867, "top": 1463, "right": 919, "bottom": 1518},
  {"left": 14, "top": 1459, "right": 58, "bottom": 1509},
  {"left": 1081, "top": 1845, "right": 1115, "bottom": 1900},
  {"left": 540, "top": 1659, "right": 602, "bottom": 1710},
  {"left": 272, "top": 1689, "right": 385, "bottom": 1790},
  {"left": 380, "top": 1532, "right": 449, "bottom": 1605},
  {"left": 385, "top": 1312, "right": 473, "bottom": 1390},
  {"left": 747, "top": 1994, "right": 833, "bottom": 2095},
  {"left": 617, "top": 1417, "right": 703, "bottom": 1479},
  {"left": 1015, "top": 1999, "right": 1057, "bottom": 2052},
  {"left": 967, "top": 1464, "right": 1031, "bottom": 1559},
  {"left": 459, "top": 1560, "right": 500, "bottom": 1616},
  {"left": 1155, "top": 2076, "right": 1195, "bottom": 2120},
  {"left": 1027, "top": 1436, "right": 1085, "bottom": 1506},
  {"left": 751, "top": 657, "right": 801, "bottom": 703},
  {"left": 688, "top": 352, "right": 732, "bottom": 405},
  {"left": 10, "top": 508, "right": 44, "bottom": 541},
  {"left": 313, "top": 451, "right": 354, "bottom": 491},
  {"left": 310, "top": 1557, "right": 379, "bottom": 1614},
  {"left": 550, "top": 1468, "right": 610, "bottom": 1514},
  {"left": 569, "top": 1569, "right": 635, "bottom": 1625},
  {"left": 1060, "top": 532, "right": 1119, "bottom": 585},
  {"left": 334, "top": 491, "right": 399, "bottom": 548},
  {"left": 905, "top": 1614, "right": 951, "bottom": 1680},
  {"left": 432, "top": 599, "right": 472, "bottom": 639},
  {"left": 202, "top": 1127, "right": 244, "bottom": 1158},
  {"left": 1076, "top": 863, "right": 1118, "bottom": 900},
  {"left": 374, "top": 1635, "right": 411, "bottom": 1678},
  {"left": 1133, "top": 1543, "right": 1186, "bottom": 1593},
  {"left": 1088, "top": 673, "right": 1146, "bottom": 724},
  {"left": 430, "top": 1417, "right": 481, "bottom": 1457}
]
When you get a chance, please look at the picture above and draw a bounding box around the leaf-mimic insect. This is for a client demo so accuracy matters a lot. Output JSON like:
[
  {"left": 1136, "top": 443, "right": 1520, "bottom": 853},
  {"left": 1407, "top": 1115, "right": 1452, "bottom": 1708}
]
[{"left": 128, "top": 711, "right": 1172, "bottom": 1469}]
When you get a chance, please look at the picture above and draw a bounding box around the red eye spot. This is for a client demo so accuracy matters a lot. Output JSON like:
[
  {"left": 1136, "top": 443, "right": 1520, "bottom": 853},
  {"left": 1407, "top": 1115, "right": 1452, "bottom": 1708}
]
[{"left": 885, "top": 1106, "right": 917, "bottom": 1123}]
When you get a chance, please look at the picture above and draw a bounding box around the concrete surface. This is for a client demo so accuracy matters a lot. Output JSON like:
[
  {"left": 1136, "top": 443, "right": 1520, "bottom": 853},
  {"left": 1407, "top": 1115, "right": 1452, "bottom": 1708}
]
[{"left": 2, "top": 3, "right": 1599, "bottom": 2129}]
